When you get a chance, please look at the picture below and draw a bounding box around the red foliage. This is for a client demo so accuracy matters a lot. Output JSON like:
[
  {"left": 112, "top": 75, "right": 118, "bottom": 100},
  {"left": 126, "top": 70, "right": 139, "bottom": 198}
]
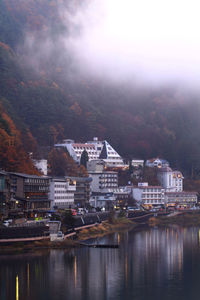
[{"left": 0, "top": 105, "right": 39, "bottom": 174}]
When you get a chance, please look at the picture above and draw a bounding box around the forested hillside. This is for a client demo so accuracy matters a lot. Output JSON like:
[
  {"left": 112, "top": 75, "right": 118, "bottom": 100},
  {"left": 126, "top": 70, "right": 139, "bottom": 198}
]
[{"left": 0, "top": 0, "right": 200, "bottom": 177}]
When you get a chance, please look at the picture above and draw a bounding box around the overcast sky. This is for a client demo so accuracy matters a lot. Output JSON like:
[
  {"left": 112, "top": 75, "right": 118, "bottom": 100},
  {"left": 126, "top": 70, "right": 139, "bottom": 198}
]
[{"left": 65, "top": 0, "right": 200, "bottom": 86}]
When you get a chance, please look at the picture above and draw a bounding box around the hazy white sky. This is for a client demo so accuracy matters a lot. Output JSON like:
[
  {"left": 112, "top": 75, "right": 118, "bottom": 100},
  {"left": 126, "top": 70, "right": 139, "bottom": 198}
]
[{"left": 67, "top": 0, "right": 200, "bottom": 85}]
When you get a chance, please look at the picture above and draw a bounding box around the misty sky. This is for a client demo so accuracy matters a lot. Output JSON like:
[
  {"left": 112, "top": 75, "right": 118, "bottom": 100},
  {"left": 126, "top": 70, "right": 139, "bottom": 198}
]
[{"left": 65, "top": 0, "right": 200, "bottom": 86}]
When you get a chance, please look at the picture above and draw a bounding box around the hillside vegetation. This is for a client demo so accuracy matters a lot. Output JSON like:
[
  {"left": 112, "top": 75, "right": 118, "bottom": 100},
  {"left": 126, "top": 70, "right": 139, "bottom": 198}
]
[{"left": 0, "top": 0, "right": 200, "bottom": 178}]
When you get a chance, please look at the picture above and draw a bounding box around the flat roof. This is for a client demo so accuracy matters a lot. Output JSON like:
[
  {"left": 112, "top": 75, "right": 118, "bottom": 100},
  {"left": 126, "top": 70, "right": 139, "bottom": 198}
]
[
  {"left": 138, "top": 186, "right": 163, "bottom": 189},
  {"left": 166, "top": 191, "right": 198, "bottom": 195},
  {"left": 9, "top": 172, "right": 51, "bottom": 179}
]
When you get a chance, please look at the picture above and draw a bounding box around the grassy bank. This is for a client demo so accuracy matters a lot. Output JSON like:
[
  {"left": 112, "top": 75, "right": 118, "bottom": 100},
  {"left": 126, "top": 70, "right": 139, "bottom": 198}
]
[
  {"left": 77, "top": 218, "right": 136, "bottom": 240},
  {"left": 0, "top": 218, "right": 135, "bottom": 254},
  {"left": 149, "top": 211, "right": 200, "bottom": 226}
]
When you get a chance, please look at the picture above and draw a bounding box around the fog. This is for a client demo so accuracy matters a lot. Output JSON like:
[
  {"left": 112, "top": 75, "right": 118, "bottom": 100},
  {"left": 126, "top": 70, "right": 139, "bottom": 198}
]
[
  {"left": 62, "top": 0, "right": 200, "bottom": 86},
  {"left": 22, "top": 0, "right": 200, "bottom": 88}
]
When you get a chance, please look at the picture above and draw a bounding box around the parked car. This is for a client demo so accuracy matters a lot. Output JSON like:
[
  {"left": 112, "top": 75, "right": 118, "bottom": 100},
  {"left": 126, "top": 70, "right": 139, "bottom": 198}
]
[
  {"left": 127, "top": 207, "right": 140, "bottom": 211},
  {"left": 57, "top": 231, "right": 64, "bottom": 238},
  {"left": 3, "top": 219, "right": 12, "bottom": 227},
  {"left": 77, "top": 208, "right": 85, "bottom": 215},
  {"left": 150, "top": 208, "right": 159, "bottom": 212}
]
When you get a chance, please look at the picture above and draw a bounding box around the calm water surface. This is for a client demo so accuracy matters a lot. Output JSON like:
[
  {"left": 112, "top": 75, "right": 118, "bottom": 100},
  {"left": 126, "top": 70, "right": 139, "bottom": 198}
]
[{"left": 1, "top": 226, "right": 200, "bottom": 300}]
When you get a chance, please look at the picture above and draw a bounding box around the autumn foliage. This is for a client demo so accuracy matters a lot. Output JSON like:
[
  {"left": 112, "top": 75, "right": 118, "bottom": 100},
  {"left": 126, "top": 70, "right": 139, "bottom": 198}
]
[
  {"left": 0, "top": 104, "right": 39, "bottom": 174},
  {"left": 48, "top": 148, "right": 88, "bottom": 177}
]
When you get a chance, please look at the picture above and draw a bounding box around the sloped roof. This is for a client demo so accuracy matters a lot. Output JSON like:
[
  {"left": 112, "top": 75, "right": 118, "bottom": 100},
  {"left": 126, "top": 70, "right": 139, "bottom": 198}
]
[{"left": 99, "top": 141, "right": 108, "bottom": 159}]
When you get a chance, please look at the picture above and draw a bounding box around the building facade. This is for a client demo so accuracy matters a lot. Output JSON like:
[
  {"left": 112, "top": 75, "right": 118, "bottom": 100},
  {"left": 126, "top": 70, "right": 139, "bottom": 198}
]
[
  {"left": 66, "top": 176, "right": 92, "bottom": 208},
  {"left": 165, "top": 192, "right": 197, "bottom": 208},
  {"left": 89, "top": 171, "right": 118, "bottom": 193},
  {"left": 9, "top": 173, "right": 51, "bottom": 217},
  {"left": 132, "top": 183, "right": 165, "bottom": 208},
  {"left": 157, "top": 167, "right": 183, "bottom": 192},
  {"left": 131, "top": 159, "right": 144, "bottom": 168},
  {"left": 33, "top": 159, "right": 48, "bottom": 175},
  {"left": 90, "top": 192, "right": 116, "bottom": 209},
  {"left": 146, "top": 158, "right": 170, "bottom": 168},
  {"left": 55, "top": 137, "right": 124, "bottom": 167},
  {"left": 49, "top": 178, "right": 76, "bottom": 209},
  {"left": 0, "top": 171, "right": 10, "bottom": 219}
]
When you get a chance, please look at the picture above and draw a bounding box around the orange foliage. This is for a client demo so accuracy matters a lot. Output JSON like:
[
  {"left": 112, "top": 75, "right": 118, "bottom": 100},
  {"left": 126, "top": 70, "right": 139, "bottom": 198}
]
[
  {"left": 0, "top": 105, "right": 39, "bottom": 174},
  {"left": 70, "top": 102, "right": 82, "bottom": 116},
  {"left": 0, "top": 42, "right": 12, "bottom": 52},
  {"left": 48, "top": 148, "right": 88, "bottom": 177}
]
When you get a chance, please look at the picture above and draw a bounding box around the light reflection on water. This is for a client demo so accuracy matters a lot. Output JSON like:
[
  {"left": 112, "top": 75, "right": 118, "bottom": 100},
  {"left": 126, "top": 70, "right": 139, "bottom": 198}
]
[{"left": 1, "top": 226, "right": 200, "bottom": 300}]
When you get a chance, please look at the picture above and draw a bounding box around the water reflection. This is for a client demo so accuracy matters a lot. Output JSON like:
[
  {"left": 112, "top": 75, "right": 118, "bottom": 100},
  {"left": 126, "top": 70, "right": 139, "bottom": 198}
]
[{"left": 1, "top": 226, "right": 200, "bottom": 300}]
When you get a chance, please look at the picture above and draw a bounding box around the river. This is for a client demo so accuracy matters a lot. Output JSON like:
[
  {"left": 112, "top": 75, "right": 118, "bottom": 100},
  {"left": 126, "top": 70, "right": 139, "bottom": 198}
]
[{"left": 1, "top": 225, "right": 200, "bottom": 300}]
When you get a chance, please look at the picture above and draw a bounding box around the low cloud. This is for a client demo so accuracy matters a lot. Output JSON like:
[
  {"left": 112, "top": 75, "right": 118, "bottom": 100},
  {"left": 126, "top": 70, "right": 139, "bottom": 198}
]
[
  {"left": 21, "top": 0, "right": 200, "bottom": 88},
  {"left": 65, "top": 0, "right": 200, "bottom": 87}
]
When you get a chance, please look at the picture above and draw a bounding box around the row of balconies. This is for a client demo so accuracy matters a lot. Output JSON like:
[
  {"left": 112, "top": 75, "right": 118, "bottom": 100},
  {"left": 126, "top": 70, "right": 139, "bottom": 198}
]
[
  {"left": 167, "top": 198, "right": 197, "bottom": 202},
  {"left": 142, "top": 189, "right": 164, "bottom": 193},
  {"left": 144, "top": 200, "right": 164, "bottom": 203},
  {"left": 142, "top": 194, "right": 164, "bottom": 198}
]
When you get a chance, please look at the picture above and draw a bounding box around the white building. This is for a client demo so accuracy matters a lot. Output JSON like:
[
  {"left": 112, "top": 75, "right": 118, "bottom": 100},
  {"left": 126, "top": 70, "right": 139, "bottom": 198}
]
[
  {"left": 55, "top": 137, "right": 124, "bottom": 167},
  {"left": 131, "top": 159, "right": 144, "bottom": 168},
  {"left": 157, "top": 167, "right": 183, "bottom": 192},
  {"left": 146, "top": 158, "right": 169, "bottom": 168},
  {"left": 89, "top": 171, "right": 118, "bottom": 193},
  {"left": 87, "top": 159, "right": 105, "bottom": 172},
  {"left": 90, "top": 192, "right": 116, "bottom": 209},
  {"left": 49, "top": 178, "right": 76, "bottom": 209},
  {"left": 165, "top": 192, "right": 197, "bottom": 208},
  {"left": 132, "top": 183, "right": 165, "bottom": 208},
  {"left": 33, "top": 159, "right": 48, "bottom": 175}
]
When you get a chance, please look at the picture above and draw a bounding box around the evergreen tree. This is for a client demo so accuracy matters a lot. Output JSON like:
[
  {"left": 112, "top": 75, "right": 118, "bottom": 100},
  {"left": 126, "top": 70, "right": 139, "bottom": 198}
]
[
  {"left": 128, "top": 160, "right": 134, "bottom": 174},
  {"left": 80, "top": 150, "right": 89, "bottom": 168}
]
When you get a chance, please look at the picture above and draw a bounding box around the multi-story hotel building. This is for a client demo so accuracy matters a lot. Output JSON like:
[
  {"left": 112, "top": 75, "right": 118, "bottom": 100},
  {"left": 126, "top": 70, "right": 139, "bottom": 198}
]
[
  {"left": 55, "top": 137, "right": 124, "bottom": 167},
  {"left": 157, "top": 167, "right": 183, "bottom": 192},
  {"left": 165, "top": 191, "right": 197, "bottom": 208},
  {"left": 0, "top": 171, "right": 10, "bottom": 219},
  {"left": 65, "top": 176, "right": 92, "bottom": 208},
  {"left": 9, "top": 173, "right": 51, "bottom": 216},
  {"left": 132, "top": 183, "right": 165, "bottom": 208},
  {"left": 49, "top": 177, "right": 76, "bottom": 209},
  {"left": 87, "top": 159, "right": 118, "bottom": 192}
]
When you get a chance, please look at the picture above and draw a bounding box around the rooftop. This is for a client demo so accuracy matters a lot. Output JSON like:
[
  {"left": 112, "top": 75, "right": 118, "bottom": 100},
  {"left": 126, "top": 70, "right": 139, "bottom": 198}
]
[
  {"left": 9, "top": 172, "right": 51, "bottom": 179},
  {"left": 138, "top": 186, "right": 163, "bottom": 189},
  {"left": 166, "top": 191, "right": 198, "bottom": 195}
]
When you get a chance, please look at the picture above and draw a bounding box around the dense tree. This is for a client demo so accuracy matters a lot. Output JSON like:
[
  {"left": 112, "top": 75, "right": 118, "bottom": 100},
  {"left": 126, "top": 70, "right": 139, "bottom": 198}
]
[
  {"left": 1, "top": 0, "right": 200, "bottom": 181},
  {"left": 48, "top": 148, "right": 88, "bottom": 177},
  {"left": 80, "top": 150, "right": 89, "bottom": 168},
  {"left": 62, "top": 210, "right": 75, "bottom": 229},
  {"left": 0, "top": 105, "right": 39, "bottom": 174}
]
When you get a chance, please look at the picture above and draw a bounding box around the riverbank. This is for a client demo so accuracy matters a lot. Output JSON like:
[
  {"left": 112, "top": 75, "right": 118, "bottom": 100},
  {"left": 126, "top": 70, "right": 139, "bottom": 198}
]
[
  {"left": 0, "top": 218, "right": 136, "bottom": 254},
  {"left": 149, "top": 211, "right": 200, "bottom": 226},
  {"left": 2, "top": 212, "right": 200, "bottom": 254},
  {"left": 76, "top": 218, "right": 136, "bottom": 240}
]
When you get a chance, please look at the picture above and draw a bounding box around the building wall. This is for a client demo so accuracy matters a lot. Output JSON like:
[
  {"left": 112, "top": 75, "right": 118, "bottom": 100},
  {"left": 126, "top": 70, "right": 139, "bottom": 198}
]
[
  {"left": 0, "top": 173, "right": 10, "bottom": 218},
  {"left": 89, "top": 172, "right": 118, "bottom": 193},
  {"left": 33, "top": 159, "right": 48, "bottom": 175},
  {"left": 131, "top": 160, "right": 144, "bottom": 168},
  {"left": 132, "top": 186, "right": 165, "bottom": 206},
  {"left": 55, "top": 137, "right": 125, "bottom": 167},
  {"left": 10, "top": 174, "right": 51, "bottom": 212},
  {"left": 49, "top": 178, "right": 76, "bottom": 209},
  {"left": 157, "top": 169, "right": 183, "bottom": 192},
  {"left": 87, "top": 160, "right": 105, "bottom": 172},
  {"left": 65, "top": 177, "right": 92, "bottom": 207},
  {"left": 165, "top": 192, "right": 197, "bottom": 207},
  {"left": 90, "top": 193, "right": 116, "bottom": 208}
]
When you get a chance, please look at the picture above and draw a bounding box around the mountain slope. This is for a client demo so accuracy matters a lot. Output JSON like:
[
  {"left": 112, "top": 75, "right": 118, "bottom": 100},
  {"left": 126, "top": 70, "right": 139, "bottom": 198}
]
[{"left": 0, "top": 0, "right": 200, "bottom": 177}]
